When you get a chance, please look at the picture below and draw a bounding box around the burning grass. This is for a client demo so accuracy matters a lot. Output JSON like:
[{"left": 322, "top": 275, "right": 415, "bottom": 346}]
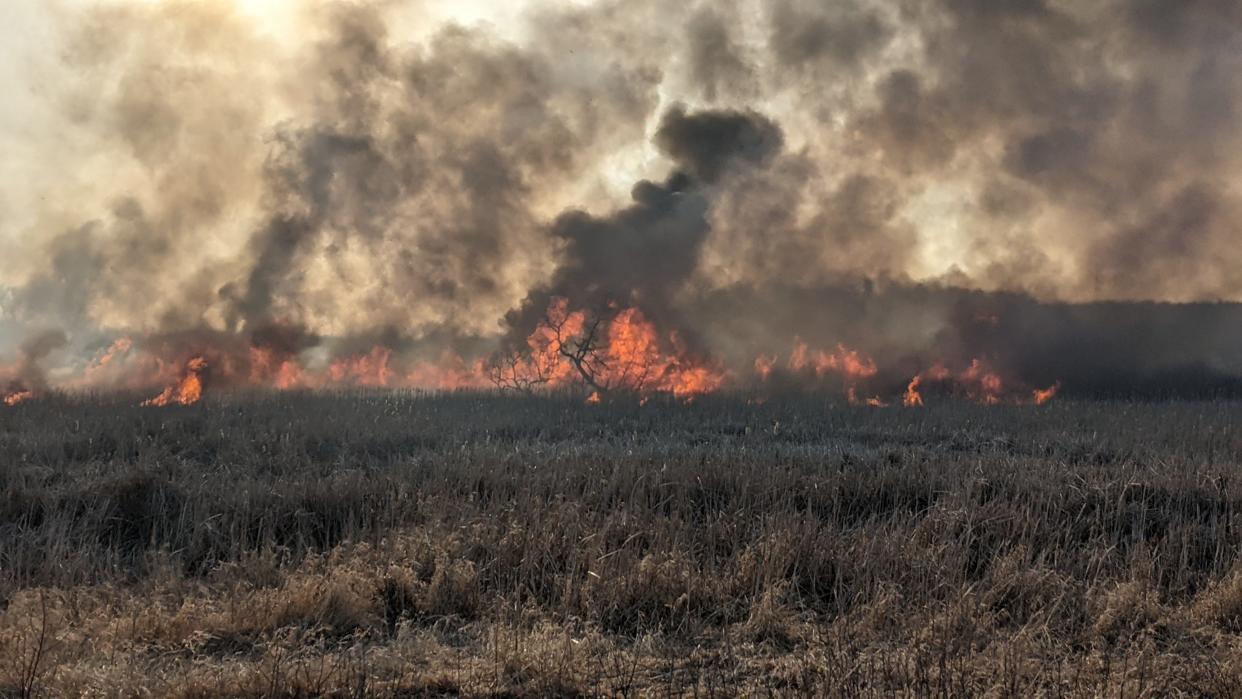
[
  {"left": 3, "top": 391, "right": 1242, "bottom": 695},
  {"left": 3, "top": 298, "right": 1067, "bottom": 412}
]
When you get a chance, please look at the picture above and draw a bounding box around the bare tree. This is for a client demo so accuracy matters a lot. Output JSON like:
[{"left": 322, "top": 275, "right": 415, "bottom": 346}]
[
  {"left": 549, "top": 308, "right": 610, "bottom": 394},
  {"left": 488, "top": 300, "right": 648, "bottom": 398},
  {"left": 486, "top": 347, "right": 552, "bottom": 394}
]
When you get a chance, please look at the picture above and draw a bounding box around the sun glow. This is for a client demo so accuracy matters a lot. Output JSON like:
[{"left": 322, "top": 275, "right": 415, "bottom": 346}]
[{"left": 216, "top": 0, "right": 539, "bottom": 42}]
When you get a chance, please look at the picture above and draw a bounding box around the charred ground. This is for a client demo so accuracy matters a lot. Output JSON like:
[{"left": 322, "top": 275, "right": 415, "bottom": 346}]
[{"left": 4, "top": 391, "right": 1242, "bottom": 696}]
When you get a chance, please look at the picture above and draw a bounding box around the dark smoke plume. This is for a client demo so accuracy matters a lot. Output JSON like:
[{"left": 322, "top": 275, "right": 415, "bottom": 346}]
[{"left": 505, "top": 104, "right": 784, "bottom": 344}]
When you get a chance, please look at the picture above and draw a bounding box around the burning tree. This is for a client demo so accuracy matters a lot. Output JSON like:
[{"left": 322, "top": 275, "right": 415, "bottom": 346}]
[{"left": 487, "top": 298, "right": 723, "bottom": 400}]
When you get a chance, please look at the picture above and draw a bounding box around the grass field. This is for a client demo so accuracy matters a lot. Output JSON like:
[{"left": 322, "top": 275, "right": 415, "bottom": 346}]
[{"left": 4, "top": 392, "right": 1242, "bottom": 696}]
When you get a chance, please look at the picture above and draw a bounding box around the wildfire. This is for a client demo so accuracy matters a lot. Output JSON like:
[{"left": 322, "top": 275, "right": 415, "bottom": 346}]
[
  {"left": 754, "top": 354, "right": 777, "bottom": 381},
  {"left": 903, "top": 360, "right": 1061, "bottom": 407},
  {"left": 489, "top": 298, "right": 725, "bottom": 402},
  {"left": 249, "top": 346, "right": 306, "bottom": 389},
  {"left": 903, "top": 375, "right": 924, "bottom": 407},
  {"left": 329, "top": 347, "right": 395, "bottom": 387},
  {"left": 1033, "top": 381, "right": 1062, "bottom": 406},
  {"left": 960, "top": 359, "right": 1005, "bottom": 405},
  {"left": 407, "top": 353, "right": 491, "bottom": 391},
  {"left": 96, "top": 337, "right": 133, "bottom": 367},
  {"left": 599, "top": 310, "right": 725, "bottom": 398},
  {"left": 788, "top": 338, "right": 878, "bottom": 381},
  {"left": 121, "top": 298, "right": 726, "bottom": 404},
  {"left": 4, "top": 389, "right": 33, "bottom": 407},
  {"left": 664, "top": 364, "right": 725, "bottom": 398},
  {"left": 606, "top": 310, "right": 722, "bottom": 398},
  {"left": 142, "top": 357, "right": 207, "bottom": 406},
  {"left": 759, "top": 338, "right": 883, "bottom": 405},
  {"left": 8, "top": 296, "right": 1064, "bottom": 408}
]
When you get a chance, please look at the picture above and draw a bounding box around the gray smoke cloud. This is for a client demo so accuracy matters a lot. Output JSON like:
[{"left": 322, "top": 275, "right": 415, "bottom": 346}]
[
  {"left": 1, "top": 328, "right": 67, "bottom": 396},
  {"left": 3, "top": 0, "right": 1242, "bottom": 396}
]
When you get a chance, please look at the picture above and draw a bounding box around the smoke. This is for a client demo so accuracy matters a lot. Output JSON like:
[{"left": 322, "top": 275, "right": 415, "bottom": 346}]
[
  {"left": 686, "top": 283, "right": 1242, "bottom": 398},
  {"left": 654, "top": 105, "right": 784, "bottom": 184},
  {"left": 3, "top": 0, "right": 1242, "bottom": 398},
  {"left": 1, "top": 329, "right": 67, "bottom": 396},
  {"left": 504, "top": 104, "right": 783, "bottom": 345}
]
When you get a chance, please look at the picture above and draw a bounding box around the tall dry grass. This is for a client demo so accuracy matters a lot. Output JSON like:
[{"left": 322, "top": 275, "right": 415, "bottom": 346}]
[{"left": 3, "top": 391, "right": 1242, "bottom": 695}]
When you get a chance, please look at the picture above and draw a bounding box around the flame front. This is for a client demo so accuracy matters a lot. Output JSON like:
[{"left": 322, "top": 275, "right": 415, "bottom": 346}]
[
  {"left": 406, "top": 353, "right": 491, "bottom": 391},
  {"left": 329, "top": 347, "right": 394, "bottom": 388},
  {"left": 45, "top": 299, "right": 1062, "bottom": 407},
  {"left": 142, "top": 357, "right": 207, "bottom": 406},
  {"left": 249, "top": 346, "right": 306, "bottom": 390},
  {"left": 3, "top": 390, "right": 33, "bottom": 407},
  {"left": 1033, "top": 382, "right": 1062, "bottom": 406},
  {"left": 489, "top": 299, "right": 725, "bottom": 402},
  {"left": 96, "top": 337, "right": 133, "bottom": 367},
  {"left": 754, "top": 354, "right": 777, "bottom": 381},
  {"left": 902, "top": 359, "right": 1060, "bottom": 407},
  {"left": 903, "top": 375, "right": 924, "bottom": 407},
  {"left": 759, "top": 339, "right": 884, "bottom": 405},
  {"left": 788, "top": 339, "right": 879, "bottom": 383},
  {"left": 600, "top": 310, "right": 725, "bottom": 398}
]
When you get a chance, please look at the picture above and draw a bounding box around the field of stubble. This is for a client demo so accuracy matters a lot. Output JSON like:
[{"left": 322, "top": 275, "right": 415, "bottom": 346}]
[{"left": 4, "top": 392, "right": 1242, "bottom": 697}]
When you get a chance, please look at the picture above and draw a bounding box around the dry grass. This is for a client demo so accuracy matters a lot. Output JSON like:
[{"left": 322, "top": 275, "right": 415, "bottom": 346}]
[{"left": 4, "top": 391, "right": 1242, "bottom": 696}]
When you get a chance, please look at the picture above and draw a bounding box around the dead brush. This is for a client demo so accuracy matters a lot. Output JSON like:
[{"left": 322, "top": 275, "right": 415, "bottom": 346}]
[
  {"left": 740, "top": 581, "right": 800, "bottom": 647},
  {"left": 5, "top": 393, "right": 1242, "bottom": 694},
  {"left": 584, "top": 552, "right": 708, "bottom": 635},
  {"left": 983, "top": 545, "right": 1078, "bottom": 629},
  {"left": 1190, "top": 564, "right": 1242, "bottom": 633},
  {"left": 0, "top": 590, "right": 58, "bottom": 699},
  {"left": 1089, "top": 580, "right": 1164, "bottom": 645},
  {"left": 421, "top": 556, "right": 481, "bottom": 620}
]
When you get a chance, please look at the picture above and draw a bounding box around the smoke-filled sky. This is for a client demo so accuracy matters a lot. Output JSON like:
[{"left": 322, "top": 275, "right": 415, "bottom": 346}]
[{"left": 4, "top": 0, "right": 1242, "bottom": 393}]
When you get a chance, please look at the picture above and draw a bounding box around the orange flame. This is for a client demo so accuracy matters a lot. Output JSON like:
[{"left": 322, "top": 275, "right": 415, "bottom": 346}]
[
  {"left": 245, "top": 347, "right": 306, "bottom": 392},
  {"left": 248, "top": 346, "right": 306, "bottom": 390},
  {"left": 84, "top": 298, "right": 1064, "bottom": 408},
  {"left": 329, "top": 347, "right": 394, "bottom": 387},
  {"left": 59, "top": 336, "right": 137, "bottom": 391},
  {"left": 761, "top": 339, "right": 881, "bottom": 404},
  {"left": 597, "top": 308, "right": 725, "bottom": 398},
  {"left": 96, "top": 337, "right": 133, "bottom": 367},
  {"left": 665, "top": 364, "right": 725, "bottom": 398},
  {"left": 4, "top": 389, "right": 33, "bottom": 407},
  {"left": 960, "top": 358, "right": 1004, "bottom": 404},
  {"left": 903, "top": 375, "right": 924, "bottom": 407},
  {"left": 754, "top": 354, "right": 777, "bottom": 381},
  {"left": 1033, "top": 382, "right": 1062, "bottom": 405},
  {"left": 407, "top": 353, "right": 491, "bottom": 391},
  {"left": 500, "top": 299, "right": 724, "bottom": 401},
  {"left": 788, "top": 338, "right": 878, "bottom": 381},
  {"left": 486, "top": 298, "right": 586, "bottom": 391},
  {"left": 142, "top": 357, "right": 207, "bottom": 406},
  {"left": 904, "top": 359, "right": 1061, "bottom": 406}
]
